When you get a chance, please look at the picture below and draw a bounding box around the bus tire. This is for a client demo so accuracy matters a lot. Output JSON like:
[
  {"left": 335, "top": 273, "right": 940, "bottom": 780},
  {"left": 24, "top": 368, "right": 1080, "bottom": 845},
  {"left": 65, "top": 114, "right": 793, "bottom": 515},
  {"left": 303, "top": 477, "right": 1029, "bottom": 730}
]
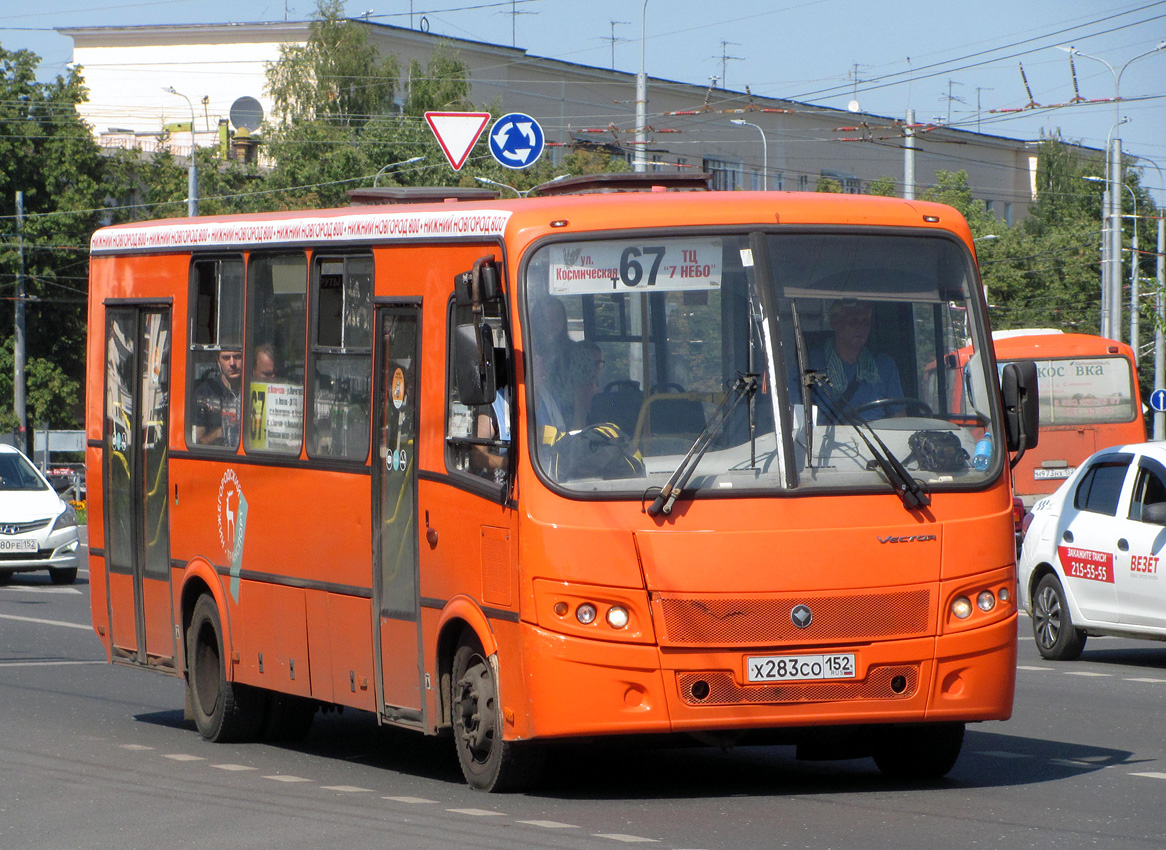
[
  {"left": 451, "top": 637, "right": 543, "bottom": 792},
  {"left": 186, "top": 594, "right": 267, "bottom": 743},
  {"left": 872, "top": 722, "right": 964, "bottom": 780},
  {"left": 263, "top": 692, "right": 316, "bottom": 742},
  {"left": 1032, "top": 573, "right": 1086, "bottom": 661}
]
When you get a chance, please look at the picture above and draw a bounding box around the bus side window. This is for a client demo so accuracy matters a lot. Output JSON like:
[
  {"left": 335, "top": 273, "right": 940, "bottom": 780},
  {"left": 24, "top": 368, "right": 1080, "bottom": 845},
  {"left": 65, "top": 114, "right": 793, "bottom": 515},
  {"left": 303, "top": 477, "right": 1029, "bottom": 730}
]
[
  {"left": 187, "top": 256, "right": 244, "bottom": 450},
  {"left": 446, "top": 300, "right": 511, "bottom": 485},
  {"left": 307, "top": 255, "right": 373, "bottom": 462},
  {"left": 245, "top": 253, "right": 307, "bottom": 455}
]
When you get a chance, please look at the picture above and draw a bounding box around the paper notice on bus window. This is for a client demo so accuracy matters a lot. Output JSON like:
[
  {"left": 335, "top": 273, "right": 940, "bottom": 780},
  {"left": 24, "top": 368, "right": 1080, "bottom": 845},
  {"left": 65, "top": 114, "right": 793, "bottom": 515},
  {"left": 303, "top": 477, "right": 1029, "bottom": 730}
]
[
  {"left": 249, "top": 381, "right": 304, "bottom": 450},
  {"left": 547, "top": 237, "right": 723, "bottom": 295}
]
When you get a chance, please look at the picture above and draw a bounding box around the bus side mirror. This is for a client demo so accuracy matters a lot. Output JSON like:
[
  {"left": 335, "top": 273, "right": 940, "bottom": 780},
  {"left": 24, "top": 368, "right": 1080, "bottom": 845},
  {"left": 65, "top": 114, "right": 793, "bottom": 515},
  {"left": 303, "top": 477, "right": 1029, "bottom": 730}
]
[
  {"left": 1001, "top": 360, "right": 1039, "bottom": 460},
  {"left": 454, "top": 256, "right": 500, "bottom": 307},
  {"left": 454, "top": 322, "right": 497, "bottom": 407}
]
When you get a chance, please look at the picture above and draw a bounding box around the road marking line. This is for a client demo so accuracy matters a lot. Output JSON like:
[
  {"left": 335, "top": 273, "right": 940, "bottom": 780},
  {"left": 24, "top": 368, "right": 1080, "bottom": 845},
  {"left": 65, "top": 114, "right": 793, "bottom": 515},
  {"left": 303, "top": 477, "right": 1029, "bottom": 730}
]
[
  {"left": 1017, "top": 665, "right": 1054, "bottom": 671},
  {"left": 120, "top": 744, "right": 154, "bottom": 751},
  {"left": 0, "top": 613, "right": 91, "bottom": 630},
  {"left": 321, "top": 785, "right": 373, "bottom": 793},
  {"left": 1124, "top": 677, "right": 1166, "bottom": 683},
  {"left": 517, "top": 820, "right": 579, "bottom": 829},
  {"left": 163, "top": 754, "right": 205, "bottom": 762},
  {"left": 265, "top": 775, "right": 312, "bottom": 783},
  {"left": 1131, "top": 772, "right": 1166, "bottom": 780},
  {"left": 0, "top": 586, "right": 82, "bottom": 594},
  {"left": 1063, "top": 671, "right": 1112, "bottom": 677},
  {"left": 383, "top": 796, "right": 438, "bottom": 804},
  {"left": 212, "top": 764, "right": 257, "bottom": 771},
  {"left": 975, "top": 751, "right": 1032, "bottom": 759},
  {"left": 447, "top": 808, "right": 506, "bottom": 817},
  {"left": 592, "top": 834, "right": 659, "bottom": 843},
  {"left": 0, "top": 660, "right": 103, "bottom": 667}
]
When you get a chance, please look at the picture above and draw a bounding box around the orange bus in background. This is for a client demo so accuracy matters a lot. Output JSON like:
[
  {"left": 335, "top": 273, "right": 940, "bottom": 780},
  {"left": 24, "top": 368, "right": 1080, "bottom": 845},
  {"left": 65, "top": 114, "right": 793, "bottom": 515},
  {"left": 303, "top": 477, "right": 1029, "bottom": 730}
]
[
  {"left": 993, "top": 331, "right": 1144, "bottom": 505},
  {"left": 86, "top": 179, "right": 1038, "bottom": 791}
]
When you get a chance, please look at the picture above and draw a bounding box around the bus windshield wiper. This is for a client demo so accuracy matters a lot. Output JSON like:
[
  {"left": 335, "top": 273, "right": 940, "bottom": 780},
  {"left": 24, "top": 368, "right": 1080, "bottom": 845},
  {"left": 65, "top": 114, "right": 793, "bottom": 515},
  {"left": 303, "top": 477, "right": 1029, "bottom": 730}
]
[
  {"left": 647, "top": 373, "right": 757, "bottom": 517},
  {"left": 808, "top": 376, "right": 931, "bottom": 511}
]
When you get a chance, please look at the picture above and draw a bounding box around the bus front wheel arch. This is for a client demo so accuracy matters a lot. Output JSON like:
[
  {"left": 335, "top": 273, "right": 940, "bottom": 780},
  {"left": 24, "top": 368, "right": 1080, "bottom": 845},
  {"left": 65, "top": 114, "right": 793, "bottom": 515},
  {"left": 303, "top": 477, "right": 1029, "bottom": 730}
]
[
  {"left": 449, "top": 633, "right": 543, "bottom": 792},
  {"left": 872, "top": 722, "right": 964, "bottom": 779},
  {"left": 186, "top": 593, "right": 267, "bottom": 743}
]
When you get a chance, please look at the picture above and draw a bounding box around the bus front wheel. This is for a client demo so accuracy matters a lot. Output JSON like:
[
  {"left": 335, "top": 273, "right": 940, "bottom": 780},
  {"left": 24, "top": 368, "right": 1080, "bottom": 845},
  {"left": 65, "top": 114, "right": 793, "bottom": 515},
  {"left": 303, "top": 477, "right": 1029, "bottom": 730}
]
[
  {"left": 872, "top": 722, "right": 964, "bottom": 780},
  {"left": 186, "top": 594, "right": 266, "bottom": 743},
  {"left": 450, "top": 637, "right": 543, "bottom": 792}
]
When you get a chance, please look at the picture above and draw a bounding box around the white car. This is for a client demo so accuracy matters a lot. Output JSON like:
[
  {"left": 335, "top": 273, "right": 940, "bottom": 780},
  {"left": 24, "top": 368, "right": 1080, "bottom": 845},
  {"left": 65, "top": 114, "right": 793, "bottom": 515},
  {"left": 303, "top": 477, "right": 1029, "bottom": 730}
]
[
  {"left": 1019, "top": 442, "right": 1166, "bottom": 659},
  {"left": 0, "top": 444, "right": 82, "bottom": 585}
]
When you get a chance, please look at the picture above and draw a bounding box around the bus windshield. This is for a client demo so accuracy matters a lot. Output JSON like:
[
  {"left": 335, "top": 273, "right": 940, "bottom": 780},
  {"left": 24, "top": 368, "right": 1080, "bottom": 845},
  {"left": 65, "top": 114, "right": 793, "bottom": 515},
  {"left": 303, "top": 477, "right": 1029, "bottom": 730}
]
[{"left": 524, "top": 230, "right": 1000, "bottom": 499}]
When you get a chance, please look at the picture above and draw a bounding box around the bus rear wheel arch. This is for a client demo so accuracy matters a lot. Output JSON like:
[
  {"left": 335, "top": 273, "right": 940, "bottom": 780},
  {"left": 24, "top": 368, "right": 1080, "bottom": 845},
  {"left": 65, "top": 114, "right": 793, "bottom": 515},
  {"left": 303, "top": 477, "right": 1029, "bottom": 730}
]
[{"left": 450, "top": 633, "right": 543, "bottom": 792}]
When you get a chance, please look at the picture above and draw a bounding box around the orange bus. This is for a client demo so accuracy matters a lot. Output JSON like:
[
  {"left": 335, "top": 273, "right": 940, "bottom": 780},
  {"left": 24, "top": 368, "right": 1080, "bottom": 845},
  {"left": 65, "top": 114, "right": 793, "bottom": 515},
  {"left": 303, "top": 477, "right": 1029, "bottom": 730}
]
[
  {"left": 993, "top": 330, "right": 1144, "bottom": 505},
  {"left": 86, "top": 180, "right": 1038, "bottom": 791}
]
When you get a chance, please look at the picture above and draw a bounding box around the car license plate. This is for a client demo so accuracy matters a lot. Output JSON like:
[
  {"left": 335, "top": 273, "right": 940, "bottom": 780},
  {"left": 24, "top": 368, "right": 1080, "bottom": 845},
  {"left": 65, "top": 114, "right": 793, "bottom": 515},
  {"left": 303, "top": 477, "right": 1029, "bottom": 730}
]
[
  {"left": 0, "top": 539, "right": 37, "bottom": 553},
  {"left": 746, "top": 653, "right": 856, "bottom": 682}
]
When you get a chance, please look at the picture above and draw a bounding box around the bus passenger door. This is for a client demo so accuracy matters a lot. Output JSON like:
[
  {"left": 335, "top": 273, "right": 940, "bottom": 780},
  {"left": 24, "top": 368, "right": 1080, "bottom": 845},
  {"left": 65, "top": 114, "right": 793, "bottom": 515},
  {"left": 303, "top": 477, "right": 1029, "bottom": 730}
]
[
  {"left": 103, "top": 306, "right": 175, "bottom": 668},
  {"left": 372, "top": 305, "right": 424, "bottom": 726}
]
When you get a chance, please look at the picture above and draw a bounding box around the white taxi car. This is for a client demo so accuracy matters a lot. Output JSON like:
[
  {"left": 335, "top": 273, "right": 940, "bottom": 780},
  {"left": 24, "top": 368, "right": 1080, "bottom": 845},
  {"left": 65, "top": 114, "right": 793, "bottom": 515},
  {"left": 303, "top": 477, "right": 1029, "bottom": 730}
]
[
  {"left": 0, "top": 444, "right": 81, "bottom": 585},
  {"left": 1019, "top": 442, "right": 1166, "bottom": 660}
]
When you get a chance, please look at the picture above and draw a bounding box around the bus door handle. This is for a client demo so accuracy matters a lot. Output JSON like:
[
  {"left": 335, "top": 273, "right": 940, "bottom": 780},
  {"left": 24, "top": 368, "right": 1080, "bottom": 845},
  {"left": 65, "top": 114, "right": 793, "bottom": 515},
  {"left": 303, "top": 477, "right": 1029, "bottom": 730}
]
[{"left": 1117, "top": 538, "right": 1129, "bottom": 552}]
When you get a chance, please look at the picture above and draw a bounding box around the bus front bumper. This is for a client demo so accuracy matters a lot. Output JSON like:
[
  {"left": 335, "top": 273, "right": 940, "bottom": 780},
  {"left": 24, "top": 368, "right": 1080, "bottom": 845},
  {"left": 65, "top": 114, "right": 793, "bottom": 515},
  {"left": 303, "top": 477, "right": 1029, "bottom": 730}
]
[{"left": 515, "top": 614, "right": 1016, "bottom": 740}]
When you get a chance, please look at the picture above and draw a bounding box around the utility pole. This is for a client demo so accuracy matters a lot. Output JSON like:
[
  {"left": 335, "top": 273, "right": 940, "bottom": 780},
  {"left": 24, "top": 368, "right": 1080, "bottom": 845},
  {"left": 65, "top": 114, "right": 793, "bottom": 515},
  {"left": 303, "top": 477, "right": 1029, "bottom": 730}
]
[
  {"left": 14, "top": 191, "right": 27, "bottom": 455},
  {"left": 634, "top": 0, "right": 648, "bottom": 173},
  {"left": 903, "top": 109, "right": 916, "bottom": 200}
]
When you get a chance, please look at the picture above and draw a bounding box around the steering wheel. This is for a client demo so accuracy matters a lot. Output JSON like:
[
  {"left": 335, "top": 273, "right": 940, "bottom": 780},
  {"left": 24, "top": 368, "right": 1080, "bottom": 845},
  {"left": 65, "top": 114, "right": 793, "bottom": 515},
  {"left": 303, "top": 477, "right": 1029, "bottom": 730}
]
[{"left": 852, "top": 397, "right": 934, "bottom": 418}]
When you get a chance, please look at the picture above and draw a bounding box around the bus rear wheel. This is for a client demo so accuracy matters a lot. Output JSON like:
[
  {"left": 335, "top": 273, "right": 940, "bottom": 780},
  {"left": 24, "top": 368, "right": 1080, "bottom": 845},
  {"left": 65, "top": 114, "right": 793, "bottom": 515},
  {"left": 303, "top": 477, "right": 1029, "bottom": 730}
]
[
  {"left": 872, "top": 722, "right": 964, "bottom": 780},
  {"left": 450, "top": 637, "right": 543, "bottom": 792},
  {"left": 186, "top": 594, "right": 266, "bottom": 743}
]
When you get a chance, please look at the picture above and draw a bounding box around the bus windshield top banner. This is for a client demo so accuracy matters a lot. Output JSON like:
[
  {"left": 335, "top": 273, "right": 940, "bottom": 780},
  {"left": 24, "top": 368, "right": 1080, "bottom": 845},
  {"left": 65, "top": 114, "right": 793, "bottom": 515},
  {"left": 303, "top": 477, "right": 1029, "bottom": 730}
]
[{"left": 90, "top": 209, "right": 513, "bottom": 254}]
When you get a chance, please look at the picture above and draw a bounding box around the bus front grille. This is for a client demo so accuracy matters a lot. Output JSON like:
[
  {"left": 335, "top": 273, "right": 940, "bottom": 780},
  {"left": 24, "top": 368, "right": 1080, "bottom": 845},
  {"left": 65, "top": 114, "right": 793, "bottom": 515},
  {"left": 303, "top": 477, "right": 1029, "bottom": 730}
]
[
  {"left": 654, "top": 589, "right": 932, "bottom": 646},
  {"left": 677, "top": 665, "right": 919, "bottom": 706}
]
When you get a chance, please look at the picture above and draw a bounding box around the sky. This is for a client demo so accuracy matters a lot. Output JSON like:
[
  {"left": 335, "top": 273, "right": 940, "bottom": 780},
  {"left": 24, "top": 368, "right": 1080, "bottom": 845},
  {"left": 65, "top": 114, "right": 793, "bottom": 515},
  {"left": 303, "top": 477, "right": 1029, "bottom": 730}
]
[{"left": 3, "top": 0, "right": 1166, "bottom": 202}]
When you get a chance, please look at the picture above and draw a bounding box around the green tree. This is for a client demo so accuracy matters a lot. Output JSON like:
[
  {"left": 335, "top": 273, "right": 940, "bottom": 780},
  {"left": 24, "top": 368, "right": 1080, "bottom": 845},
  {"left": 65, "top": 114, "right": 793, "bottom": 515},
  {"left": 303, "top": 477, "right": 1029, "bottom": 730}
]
[
  {"left": 403, "top": 43, "right": 473, "bottom": 115},
  {"left": 866, "top": 175, "right": 897, "bottom": 197},
  {"left": 0, "top": 47, "right": 107, "bottom": 429}
]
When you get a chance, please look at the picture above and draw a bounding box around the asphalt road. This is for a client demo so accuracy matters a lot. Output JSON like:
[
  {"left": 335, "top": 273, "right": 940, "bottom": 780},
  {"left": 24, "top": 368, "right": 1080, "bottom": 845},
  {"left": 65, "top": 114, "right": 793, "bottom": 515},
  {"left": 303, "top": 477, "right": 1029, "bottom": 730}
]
[{"left": 3, "top": 561, "right": 1166, "bottom": 850}]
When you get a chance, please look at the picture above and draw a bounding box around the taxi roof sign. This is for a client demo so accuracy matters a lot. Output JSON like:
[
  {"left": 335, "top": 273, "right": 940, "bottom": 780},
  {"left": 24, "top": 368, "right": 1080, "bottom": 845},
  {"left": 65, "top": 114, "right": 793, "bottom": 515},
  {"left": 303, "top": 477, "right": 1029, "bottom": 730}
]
[{"left": 424, "top": 111, "right": 491, "bottom": 172}]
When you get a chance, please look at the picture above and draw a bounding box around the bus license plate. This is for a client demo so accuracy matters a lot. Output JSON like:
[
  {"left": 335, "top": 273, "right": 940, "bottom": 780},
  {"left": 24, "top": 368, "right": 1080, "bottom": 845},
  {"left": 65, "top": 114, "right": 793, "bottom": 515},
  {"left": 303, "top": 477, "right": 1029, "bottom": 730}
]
[
  {"left": 0, "top": 539, "right": 37, "bottom": 553},
  {"left": 746, "top": 653, "right": 856, "bottom": 682}
]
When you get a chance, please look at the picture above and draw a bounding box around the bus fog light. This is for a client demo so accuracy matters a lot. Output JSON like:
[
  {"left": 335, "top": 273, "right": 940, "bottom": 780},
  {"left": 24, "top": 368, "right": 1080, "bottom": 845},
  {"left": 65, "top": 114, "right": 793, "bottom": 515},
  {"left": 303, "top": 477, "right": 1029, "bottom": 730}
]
[
  {"left": 576, "top": 603, "right": 597, "bottom": 625},
  {"left": 998, "top": 587, "right": 1011, "bottom": 603},
  {"left": 553, "top": 601, "right": 568, "bottom": 617},
  {"left": 952, "top": 596, "right": 973, "bottom": 619},
  {"left": 977, "top": 591, "right": 996, "bottom": 612},
  {"left": 606, "top": 606, "right": 629, "bottom": 629}
]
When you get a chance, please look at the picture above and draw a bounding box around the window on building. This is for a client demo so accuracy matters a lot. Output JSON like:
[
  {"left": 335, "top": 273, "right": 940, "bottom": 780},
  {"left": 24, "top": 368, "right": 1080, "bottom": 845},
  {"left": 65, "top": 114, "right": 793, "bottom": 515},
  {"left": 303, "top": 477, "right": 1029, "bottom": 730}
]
[
  {"left": 187, "top": 257, "right": 244, "bottom": 450},
  {"left": 704, "top": 158, "right": 743, "bottom": 191}
]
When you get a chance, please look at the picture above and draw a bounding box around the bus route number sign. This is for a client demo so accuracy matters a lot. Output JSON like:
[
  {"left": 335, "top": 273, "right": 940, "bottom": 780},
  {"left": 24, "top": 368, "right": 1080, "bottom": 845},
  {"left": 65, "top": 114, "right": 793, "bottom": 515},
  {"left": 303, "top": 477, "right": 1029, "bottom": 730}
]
[{"left": 548, "top": 237, "right": 723, "bottom": 295}]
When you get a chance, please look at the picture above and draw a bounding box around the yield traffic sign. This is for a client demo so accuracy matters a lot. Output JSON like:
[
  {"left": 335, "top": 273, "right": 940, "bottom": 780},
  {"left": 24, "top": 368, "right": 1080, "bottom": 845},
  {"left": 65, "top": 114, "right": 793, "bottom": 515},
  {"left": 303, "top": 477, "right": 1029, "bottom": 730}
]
[
  {"left": 424, "top": 111, "right": 491, "bottom": 171},
  {"left": 489, "top": 112, "right": 545, "bottom": 169}
]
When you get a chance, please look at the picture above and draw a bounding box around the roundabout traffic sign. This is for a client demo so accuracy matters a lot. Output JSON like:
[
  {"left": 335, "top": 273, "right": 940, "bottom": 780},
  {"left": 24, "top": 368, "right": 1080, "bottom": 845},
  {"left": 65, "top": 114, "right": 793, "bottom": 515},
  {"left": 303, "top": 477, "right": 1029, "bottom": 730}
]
[{"left": 489, "top": 112, "right": 544, "bottom": 169}]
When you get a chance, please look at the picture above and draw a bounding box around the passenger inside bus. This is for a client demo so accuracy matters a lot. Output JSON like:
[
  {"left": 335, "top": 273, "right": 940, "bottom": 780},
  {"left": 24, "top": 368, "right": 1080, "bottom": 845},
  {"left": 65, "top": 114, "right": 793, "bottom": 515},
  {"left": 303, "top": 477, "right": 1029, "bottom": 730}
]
[
  {"left": 252, "top": 344, "right": 278, "bottom": 381},
  {"left": 530, "top": 296, "right": 572, "bottom": 435},
  {"left": 193, "top": 349, "right": 243, "bottom": 445},
  {"left": 796, "top": 300, "right": 904, "bottom": 423}
]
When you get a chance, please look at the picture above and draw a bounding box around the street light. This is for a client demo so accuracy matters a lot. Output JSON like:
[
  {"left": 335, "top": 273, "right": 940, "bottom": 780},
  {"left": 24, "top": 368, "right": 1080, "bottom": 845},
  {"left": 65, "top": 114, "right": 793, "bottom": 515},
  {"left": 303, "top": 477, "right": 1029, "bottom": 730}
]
[
  {"left": 162, "top": 86, "right": 198, "bottom": 217},
  {"left": 1085, "top": 174, "right": 1139, "bottom": 348},
  {"left": 1135, "top": 157, "right": 1166, "bottom": 440},
  {"left": 730, "top": 119, "right": 768, "bottom": 190},
  {"left": 373, "top": 156, "right": 424, "bottom": 187},
  {"left": 475, "top": 176, "right": 528, "bottom": 197},
  {"left": 1059, "top": 43, "right": 1166, "bottom": 337}
]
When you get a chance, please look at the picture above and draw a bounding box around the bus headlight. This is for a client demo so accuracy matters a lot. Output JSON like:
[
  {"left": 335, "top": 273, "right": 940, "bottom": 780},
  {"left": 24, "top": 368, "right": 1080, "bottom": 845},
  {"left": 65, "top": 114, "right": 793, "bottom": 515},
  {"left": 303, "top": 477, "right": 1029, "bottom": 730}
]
[
  {"left": 575, "top": 603, "right": 597, "bottom": 625},
  {"left": 977, "top": 590, "right": 996, "bottom": 612},
  {"left": 606, "top": 606, "right": 630, "bottom": 629},
  {"left": 952, "top": 596, "right": 973, "bottom": 619}
]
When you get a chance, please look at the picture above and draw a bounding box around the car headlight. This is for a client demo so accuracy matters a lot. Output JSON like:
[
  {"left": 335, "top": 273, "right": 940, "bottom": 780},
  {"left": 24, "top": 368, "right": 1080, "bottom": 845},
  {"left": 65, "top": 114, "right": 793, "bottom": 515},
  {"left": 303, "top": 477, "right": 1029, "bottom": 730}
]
[{"left": 51, "top": 504, "right": 78, "bottom": 531}]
